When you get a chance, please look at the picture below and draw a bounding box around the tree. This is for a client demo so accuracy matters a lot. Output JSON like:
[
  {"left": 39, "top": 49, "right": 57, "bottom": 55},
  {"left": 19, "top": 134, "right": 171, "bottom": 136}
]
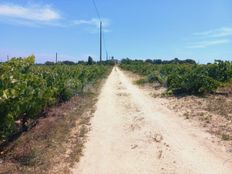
[
  {"left": 62, "top": 60, "right": 75, "bottom": 65},
  {"left": 153, "top": 59, "right": 162, "bottom": 64},
  {"left": 87, "top": 56, "right": 94, "bottom": 65},
  {"left": 78, "top": 60, "right": 86, "bottom": 65},
  {"left": 145, "top": 59, "right": 153, "bottom": 64},
  {"left": 184, "top": 59, "right": 196, "bottom": 64},
  {"left": 45, "top": 61, "right": 55, "bottom": 65}
]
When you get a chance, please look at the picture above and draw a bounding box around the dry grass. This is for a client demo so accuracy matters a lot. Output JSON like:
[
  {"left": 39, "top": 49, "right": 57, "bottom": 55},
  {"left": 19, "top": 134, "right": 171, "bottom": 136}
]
[
  {"left": 206, "top": 96, "right": 232, "bottom": 120},
  {"left": 158, "top": 94, "right": 232, "bottom": 149}
]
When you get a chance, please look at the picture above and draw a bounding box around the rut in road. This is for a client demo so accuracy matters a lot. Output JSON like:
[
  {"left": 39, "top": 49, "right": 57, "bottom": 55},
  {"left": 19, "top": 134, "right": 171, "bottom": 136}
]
[{"left": 72, "top": 67, "right": 232, "bottom": 174}]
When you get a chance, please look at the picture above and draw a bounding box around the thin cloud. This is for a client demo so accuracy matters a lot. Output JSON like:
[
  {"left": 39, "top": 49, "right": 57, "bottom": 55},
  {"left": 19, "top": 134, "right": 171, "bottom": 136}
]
[
  {"left": 0, "top": 3, "right": 112, "bottom": 31},
  {"left": 187, "top": 39, "right": 230, "bottom": 48},
  {"left": 194, "top": 27, "right": 232, "bottom": 38},
  {"left": 0, "top": 3, "right": 61, "bottom": 23},
  {"left": 73, "top": 18, "right": 110, "bottom": 31}
]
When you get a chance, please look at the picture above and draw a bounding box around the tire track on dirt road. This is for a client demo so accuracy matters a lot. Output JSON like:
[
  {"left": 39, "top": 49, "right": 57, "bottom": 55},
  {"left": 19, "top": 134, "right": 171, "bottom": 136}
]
[{"left": 72, "top": 67, "right": 232, "bottom": 174}]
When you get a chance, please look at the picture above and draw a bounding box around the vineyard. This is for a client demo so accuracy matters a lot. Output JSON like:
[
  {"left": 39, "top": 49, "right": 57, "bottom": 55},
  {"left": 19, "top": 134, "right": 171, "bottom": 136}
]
[
  {"left": 0, "top": 56, "right": 111, "bottom": 141},
  {"left": 120, "top": 59, "right": 232, "bottom": 95}
]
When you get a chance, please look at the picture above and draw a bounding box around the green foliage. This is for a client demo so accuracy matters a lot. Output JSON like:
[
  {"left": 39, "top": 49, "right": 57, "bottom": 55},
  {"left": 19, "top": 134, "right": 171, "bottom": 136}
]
[
  {"left": 120, "top": 59, "right": 232, "bottom": 95},
  {"left": 167, "top": 66, "right": 220, "bottom": 94},
  {"left": 147, "top": 72, "right": 164, "bottom": 84},
  {"left": 0, "top": 56, "right": 111, "bottom": 139}
]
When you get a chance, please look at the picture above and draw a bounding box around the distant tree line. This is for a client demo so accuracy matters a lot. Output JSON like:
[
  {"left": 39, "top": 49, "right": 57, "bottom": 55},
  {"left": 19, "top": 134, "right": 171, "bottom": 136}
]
[
  {"left": 43, "top": 56, "right": 117, "bottom": 66},
  {"left": 121, "top": 58, "right": 196, "bottom": 65}
]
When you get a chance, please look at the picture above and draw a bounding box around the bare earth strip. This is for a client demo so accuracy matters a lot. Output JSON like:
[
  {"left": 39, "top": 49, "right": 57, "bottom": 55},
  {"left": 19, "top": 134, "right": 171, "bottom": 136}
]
[{"left": 72, "top": 67, "right": 232, "bottom": 174}]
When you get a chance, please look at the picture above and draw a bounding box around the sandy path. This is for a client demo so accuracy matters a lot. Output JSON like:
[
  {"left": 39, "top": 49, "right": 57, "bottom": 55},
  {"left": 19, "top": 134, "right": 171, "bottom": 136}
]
[{"left": 72, "top": 67, "right": 232, "bottom": 174}]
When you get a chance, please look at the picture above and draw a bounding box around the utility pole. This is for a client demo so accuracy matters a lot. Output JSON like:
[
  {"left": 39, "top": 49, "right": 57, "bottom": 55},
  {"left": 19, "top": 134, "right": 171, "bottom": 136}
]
[
  {"left": 100, "top": 21, "right": 102, "bottom": 63},
  {"left": 7, "top": 55, "right": 9, "bottom": 61},
  {"left": 56, "top": 52, "right": 58, "bottom": 64},
  {"left": 106, "top": 51, "right": 108, "bottom": 61}
]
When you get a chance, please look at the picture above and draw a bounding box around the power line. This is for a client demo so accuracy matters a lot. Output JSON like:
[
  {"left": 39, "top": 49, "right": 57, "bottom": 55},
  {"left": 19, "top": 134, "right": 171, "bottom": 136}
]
[
  {"left": 90, "top": 0, "right": 110, "bottom": 62},
  {"left": 91, "top": 0, "right": 101, "bottom": 20}
]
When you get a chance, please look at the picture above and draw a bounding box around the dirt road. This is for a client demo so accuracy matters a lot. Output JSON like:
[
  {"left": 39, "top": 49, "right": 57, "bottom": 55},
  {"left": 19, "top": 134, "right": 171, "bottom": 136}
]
[{"left": 72, "top": 67, "right": 232, "bottom": 174}]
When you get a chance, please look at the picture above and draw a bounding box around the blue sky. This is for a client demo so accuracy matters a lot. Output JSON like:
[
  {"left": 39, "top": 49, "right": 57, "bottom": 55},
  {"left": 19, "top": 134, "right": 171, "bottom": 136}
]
[{"left": 0, "top": 0, "right": 231, "bottom": 63}]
